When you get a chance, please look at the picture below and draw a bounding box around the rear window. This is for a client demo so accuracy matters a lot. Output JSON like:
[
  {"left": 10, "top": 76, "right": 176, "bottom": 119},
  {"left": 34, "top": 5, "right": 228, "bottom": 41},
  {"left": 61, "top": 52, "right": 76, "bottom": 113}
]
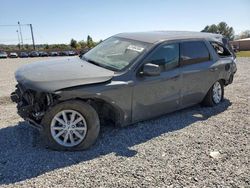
[
  {"left": 181, "top": 41, "right": 210, "bottom": 65},
  {"left": 210, "top": 41, "right": 232, "bottom": 58}
]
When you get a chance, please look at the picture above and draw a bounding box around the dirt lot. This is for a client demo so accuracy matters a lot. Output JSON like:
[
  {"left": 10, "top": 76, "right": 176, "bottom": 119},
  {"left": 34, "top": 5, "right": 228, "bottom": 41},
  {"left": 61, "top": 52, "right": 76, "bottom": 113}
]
[{"left": 0, "top": 57, "right": 249, "bottom": 187}]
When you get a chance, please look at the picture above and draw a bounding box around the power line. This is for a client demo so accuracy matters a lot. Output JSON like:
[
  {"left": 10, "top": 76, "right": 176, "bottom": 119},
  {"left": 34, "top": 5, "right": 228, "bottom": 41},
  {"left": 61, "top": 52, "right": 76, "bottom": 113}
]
[
  {"left": 0, "top": 24, "right": 30, "bottom": 27},
  {"left": 2, "top": 38, "right": 32, "bottom": 40},
  {"left": 0, "top": 22, "right": 36, "bottom": 49},
  {"left": 0, "top": 38, "right": 32, "bottom": 42}
]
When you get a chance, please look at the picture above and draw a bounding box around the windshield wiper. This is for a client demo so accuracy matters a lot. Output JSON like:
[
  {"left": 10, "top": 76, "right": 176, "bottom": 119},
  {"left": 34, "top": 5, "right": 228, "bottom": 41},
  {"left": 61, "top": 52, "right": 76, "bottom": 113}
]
[
  {"left": 88, "top": 59, "right": 103, "bottom": 67},
  {"left": 82, "top": 56, "right": 101, "bottom": 66},
  {"left": 82, "top": 56, "right": 118, "bottom": 71}
]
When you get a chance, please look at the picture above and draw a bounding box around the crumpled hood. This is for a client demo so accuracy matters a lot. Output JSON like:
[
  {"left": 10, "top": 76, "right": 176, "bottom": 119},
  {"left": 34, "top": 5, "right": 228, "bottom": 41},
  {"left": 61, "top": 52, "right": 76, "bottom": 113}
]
[{"left": 15, "top": 57, "right": 114, "bottom": 92}]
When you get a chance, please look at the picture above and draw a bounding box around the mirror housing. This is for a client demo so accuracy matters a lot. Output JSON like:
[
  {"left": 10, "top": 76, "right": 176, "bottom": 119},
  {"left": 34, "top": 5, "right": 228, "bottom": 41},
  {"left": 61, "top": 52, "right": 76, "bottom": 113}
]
[{"left": 142, "top": 63, "right": 161, "bottom": 76}]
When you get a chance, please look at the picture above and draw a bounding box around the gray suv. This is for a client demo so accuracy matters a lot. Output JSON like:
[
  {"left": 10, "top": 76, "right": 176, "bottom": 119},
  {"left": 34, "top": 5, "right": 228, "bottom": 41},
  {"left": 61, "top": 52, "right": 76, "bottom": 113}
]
[{"left": 11, "top": 31, "right": 237, "bottom": 150}]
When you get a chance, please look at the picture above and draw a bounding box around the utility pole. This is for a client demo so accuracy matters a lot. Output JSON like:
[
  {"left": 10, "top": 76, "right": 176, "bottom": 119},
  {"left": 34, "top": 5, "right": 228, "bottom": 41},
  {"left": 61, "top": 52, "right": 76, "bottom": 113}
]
[
  {"left": 18, "top": 21, "right": 23, "bottom": 48},
  {"left": 16, "top": 30, "right": 21, "bottom": 50},
  {"left": 29, "top": 24, "right": 35, "bottom": 50}
]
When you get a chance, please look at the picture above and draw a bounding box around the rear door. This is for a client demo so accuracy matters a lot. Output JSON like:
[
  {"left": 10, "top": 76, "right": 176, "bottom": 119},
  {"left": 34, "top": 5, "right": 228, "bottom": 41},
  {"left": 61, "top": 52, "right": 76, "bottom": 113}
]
[{"left": 180, "top": 40, "right": 215, "bottom": 107}]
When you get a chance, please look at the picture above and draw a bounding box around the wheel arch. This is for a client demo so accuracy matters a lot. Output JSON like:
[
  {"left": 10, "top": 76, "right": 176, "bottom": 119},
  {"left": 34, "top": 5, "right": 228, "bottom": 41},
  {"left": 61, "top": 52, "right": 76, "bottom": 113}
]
[
  {"left": 205, "top": 78, "right": 226, "bottom": 93},
  {"left": 219, "top": 78, "right": 226, "bottom": 86},
  {"left": 64, "top": 97, "right": 125, "bottom": 127}
]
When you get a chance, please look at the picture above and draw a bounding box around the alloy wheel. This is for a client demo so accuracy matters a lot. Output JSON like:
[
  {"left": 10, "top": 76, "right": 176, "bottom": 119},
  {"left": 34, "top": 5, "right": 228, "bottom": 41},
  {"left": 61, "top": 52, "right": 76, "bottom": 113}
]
[
  {"left": 50, "top": 110, "right": 87, "bottom": 147},
  {"left": 212, "top": 81, "right": 222, "bottom": 104}
]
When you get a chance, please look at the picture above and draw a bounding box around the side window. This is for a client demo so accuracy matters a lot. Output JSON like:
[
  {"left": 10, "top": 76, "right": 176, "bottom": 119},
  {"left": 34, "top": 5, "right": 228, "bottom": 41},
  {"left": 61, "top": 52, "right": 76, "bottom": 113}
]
[
  {"left": 210, "top": 41, "right": 232, "bottom": 57},
  {"left": 147, "top": 43, "right": 179, "bottom": 72},
  {"left": 181, "top": 41, "right": 210, "bottom": 65}
]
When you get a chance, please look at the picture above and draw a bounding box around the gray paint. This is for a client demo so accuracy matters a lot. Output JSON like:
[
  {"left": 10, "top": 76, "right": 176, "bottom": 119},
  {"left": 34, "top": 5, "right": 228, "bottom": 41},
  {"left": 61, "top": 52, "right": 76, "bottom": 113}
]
[
  {"left": 115, "top": 31, "right": 223, "bottom": 44},
  {"left": 13, "top": 31, "right": 237, "bottom": 126},
  {"left": 15, "top": 57, "right": 114, "bottom": 92},
  {"left": 133, "top": 66, "right": 181, "bottom": 121}
]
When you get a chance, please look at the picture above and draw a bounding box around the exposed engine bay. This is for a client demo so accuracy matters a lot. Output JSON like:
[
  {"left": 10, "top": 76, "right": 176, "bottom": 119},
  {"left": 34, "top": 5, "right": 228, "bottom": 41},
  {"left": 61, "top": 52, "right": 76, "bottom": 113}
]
[{"left": 10, "top": 84, "right": 57, "bottom": 127}]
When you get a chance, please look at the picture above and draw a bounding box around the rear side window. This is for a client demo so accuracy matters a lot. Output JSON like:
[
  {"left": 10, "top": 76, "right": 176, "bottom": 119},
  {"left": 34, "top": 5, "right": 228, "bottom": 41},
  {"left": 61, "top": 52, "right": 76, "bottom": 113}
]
[
  {"left": 181, "top": 41, "right": 210, "bottom": 65},
  {"left": 210, "top": 41, "right": 232, "bottom": 57}
]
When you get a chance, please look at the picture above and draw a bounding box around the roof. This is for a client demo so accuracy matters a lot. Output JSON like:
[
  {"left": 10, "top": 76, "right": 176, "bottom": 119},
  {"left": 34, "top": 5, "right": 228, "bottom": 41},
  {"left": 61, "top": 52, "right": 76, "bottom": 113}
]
[
  {"left": 115, "top": 31, "right": 223, "bottom": 44},
  {"left": 234, "top": 38, "right": 250, "bottom": 42}
]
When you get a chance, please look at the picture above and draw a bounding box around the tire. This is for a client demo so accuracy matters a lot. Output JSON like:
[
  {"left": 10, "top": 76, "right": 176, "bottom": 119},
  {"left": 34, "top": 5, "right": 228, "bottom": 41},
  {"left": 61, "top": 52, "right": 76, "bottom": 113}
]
[
  {"left": 41, "top": 100, "right": 100, "bottom": 151},
  {"left": 202, "top": 80, "right": 224, "bottom": 107}
]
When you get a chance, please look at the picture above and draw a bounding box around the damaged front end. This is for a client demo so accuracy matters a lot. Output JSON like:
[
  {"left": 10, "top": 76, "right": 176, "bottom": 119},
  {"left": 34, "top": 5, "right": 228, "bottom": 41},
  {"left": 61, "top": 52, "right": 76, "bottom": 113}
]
[{"left": 10, "top": 83, "right": 57, "bottom": 130}]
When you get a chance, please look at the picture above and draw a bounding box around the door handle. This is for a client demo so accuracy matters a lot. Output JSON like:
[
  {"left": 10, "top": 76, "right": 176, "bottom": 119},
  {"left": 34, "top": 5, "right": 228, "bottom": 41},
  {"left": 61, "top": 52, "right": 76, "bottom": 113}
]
[
  {"left": 172, "top": 75, "right": 180, "bottom": 80},
  {"left": 162, "top": 75, "right": 180, "bottom": 81},
  {"left": 127, "top": 80, "right": 134, "bottom": 86},
  {"left": 210, "top": 67, "right": 218, "bottom": 72}
]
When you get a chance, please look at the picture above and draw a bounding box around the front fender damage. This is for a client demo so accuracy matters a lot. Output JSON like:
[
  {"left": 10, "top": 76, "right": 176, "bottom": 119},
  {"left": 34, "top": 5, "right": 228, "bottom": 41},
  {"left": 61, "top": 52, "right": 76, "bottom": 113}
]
[{"left": 10, "top": 84, "right": 59, "bottom": 129}]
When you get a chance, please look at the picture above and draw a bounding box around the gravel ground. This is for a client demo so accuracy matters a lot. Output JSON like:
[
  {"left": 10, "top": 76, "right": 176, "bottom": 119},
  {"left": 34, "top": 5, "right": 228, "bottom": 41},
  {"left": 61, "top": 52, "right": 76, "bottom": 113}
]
[{"left": 0, "top": 57, "right": 249, "bottom": 187}]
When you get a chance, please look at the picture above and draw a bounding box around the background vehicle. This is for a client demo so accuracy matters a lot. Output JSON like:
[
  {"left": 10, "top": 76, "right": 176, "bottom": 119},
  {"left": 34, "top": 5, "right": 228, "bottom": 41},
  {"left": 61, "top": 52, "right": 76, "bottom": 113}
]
[
  {"left": 39, "top": 51, "right": 49, "bottom": 57},
  {"left": 9, "top": 52, "right": 18, "bottom": 58},
  {"left": 0, "top": 51, "right": 8, "bottom": 58},
  {"left": 11, "top": 31, "right": 237, "bottom": 151},
  {"left": 19, "top": 52, "right": 29, "bottom": 58},
  {"left": 68, "top": 51, "right": 77, "bottom": 56},
  {"left": 29, "top": 51, "right": 40, "bottom": 57},
  {"left": 79, "top": 48, "right": 90, "bottom": 58},
  {"left": 50, "top": 51, "right": 59, "bottom": 56},
  {"left": 59, "top": 51, "right": 69, "bottom": 56}
]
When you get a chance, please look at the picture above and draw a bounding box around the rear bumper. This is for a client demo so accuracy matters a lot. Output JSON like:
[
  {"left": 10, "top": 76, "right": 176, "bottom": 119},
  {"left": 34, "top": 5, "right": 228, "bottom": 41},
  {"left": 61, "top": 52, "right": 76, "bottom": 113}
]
[
  {"left": 226, "top": 62, "right": 237, "bottom": 85},
  {"left": 227, "top": 74, "right": 234, "bottom": 85}
]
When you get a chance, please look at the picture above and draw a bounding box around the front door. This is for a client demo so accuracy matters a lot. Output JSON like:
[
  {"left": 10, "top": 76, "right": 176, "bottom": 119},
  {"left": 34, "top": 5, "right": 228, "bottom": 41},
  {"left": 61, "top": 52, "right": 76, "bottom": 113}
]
[{"left": 132, "top": 43, "right": 181, "bottom": 122}]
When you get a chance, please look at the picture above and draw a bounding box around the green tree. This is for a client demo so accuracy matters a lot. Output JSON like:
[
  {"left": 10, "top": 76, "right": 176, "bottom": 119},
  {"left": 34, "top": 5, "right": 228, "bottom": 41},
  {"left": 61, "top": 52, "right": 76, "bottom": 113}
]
[
  {"left": 87, "top": 35, "right": 94, "bottom": 48},
  {"left": 202, "top": 24, "right": 218, "bottom": 33},
  {"left": 70, "top": 38, "right": 77, "bottom": 49},
  {"left": 50, "top": 44, "right": 69, "bottom": 50},
  {"left": 16, "top": 43, "right": 21, "bottom": 50},
  {"left": 78, "top": 40, "right": 87, "bottom": 49},
  {"left": 201, "top": 22, "right": 234, "bottom": 40},
  {"left": 44, "top": 44, "right": 49, "bottom": 50},
  {"left": 24, "top": 44, "right": 30, "bottom": 50},
  {"left": 239, "top": 30, "right": 250, "bottom": 39}
]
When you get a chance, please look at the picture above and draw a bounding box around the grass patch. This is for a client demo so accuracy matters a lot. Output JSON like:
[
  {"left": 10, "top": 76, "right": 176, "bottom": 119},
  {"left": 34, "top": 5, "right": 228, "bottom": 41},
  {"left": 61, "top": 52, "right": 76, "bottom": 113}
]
[{"left": 236, "top": 51, "right": 250, "bottom": 57}]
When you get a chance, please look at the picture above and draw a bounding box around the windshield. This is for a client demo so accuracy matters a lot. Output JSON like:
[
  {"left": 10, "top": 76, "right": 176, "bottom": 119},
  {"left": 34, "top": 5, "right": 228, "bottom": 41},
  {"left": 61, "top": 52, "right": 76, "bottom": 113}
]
[{"left": 82, "top": 37, "right": 151, "bottom": 71}]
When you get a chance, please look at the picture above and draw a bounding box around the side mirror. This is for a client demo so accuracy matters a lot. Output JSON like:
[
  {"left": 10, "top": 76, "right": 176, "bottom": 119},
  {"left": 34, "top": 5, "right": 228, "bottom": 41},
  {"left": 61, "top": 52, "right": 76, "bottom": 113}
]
[{"left": 142, "top": 63, "right": 161, "bottom": 76}]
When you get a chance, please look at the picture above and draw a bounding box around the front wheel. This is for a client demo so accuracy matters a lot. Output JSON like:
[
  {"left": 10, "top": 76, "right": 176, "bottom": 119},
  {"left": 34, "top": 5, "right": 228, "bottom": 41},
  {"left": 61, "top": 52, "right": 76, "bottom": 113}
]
[
  {"left": 41, "top": 100, "right": 100, "bottom": 151},
  {"left": 202, "top": 80, "right": 224, "bottom": 107}
]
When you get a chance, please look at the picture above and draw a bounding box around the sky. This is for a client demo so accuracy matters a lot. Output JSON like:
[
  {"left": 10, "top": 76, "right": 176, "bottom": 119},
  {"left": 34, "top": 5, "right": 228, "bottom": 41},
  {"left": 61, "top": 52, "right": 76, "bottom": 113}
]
[{"left": 0, "top": 0, "right": 249, "bottom": 44}]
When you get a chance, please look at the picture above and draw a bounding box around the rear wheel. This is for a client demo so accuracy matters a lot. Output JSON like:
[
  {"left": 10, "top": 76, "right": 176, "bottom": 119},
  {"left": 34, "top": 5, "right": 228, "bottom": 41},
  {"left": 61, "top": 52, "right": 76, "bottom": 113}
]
[
  {"left": 41, "top": 100, "right": 100, "bottom": 151},
  {"left": 202, "top": 80, "right": 224, "bottom": 106}
]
